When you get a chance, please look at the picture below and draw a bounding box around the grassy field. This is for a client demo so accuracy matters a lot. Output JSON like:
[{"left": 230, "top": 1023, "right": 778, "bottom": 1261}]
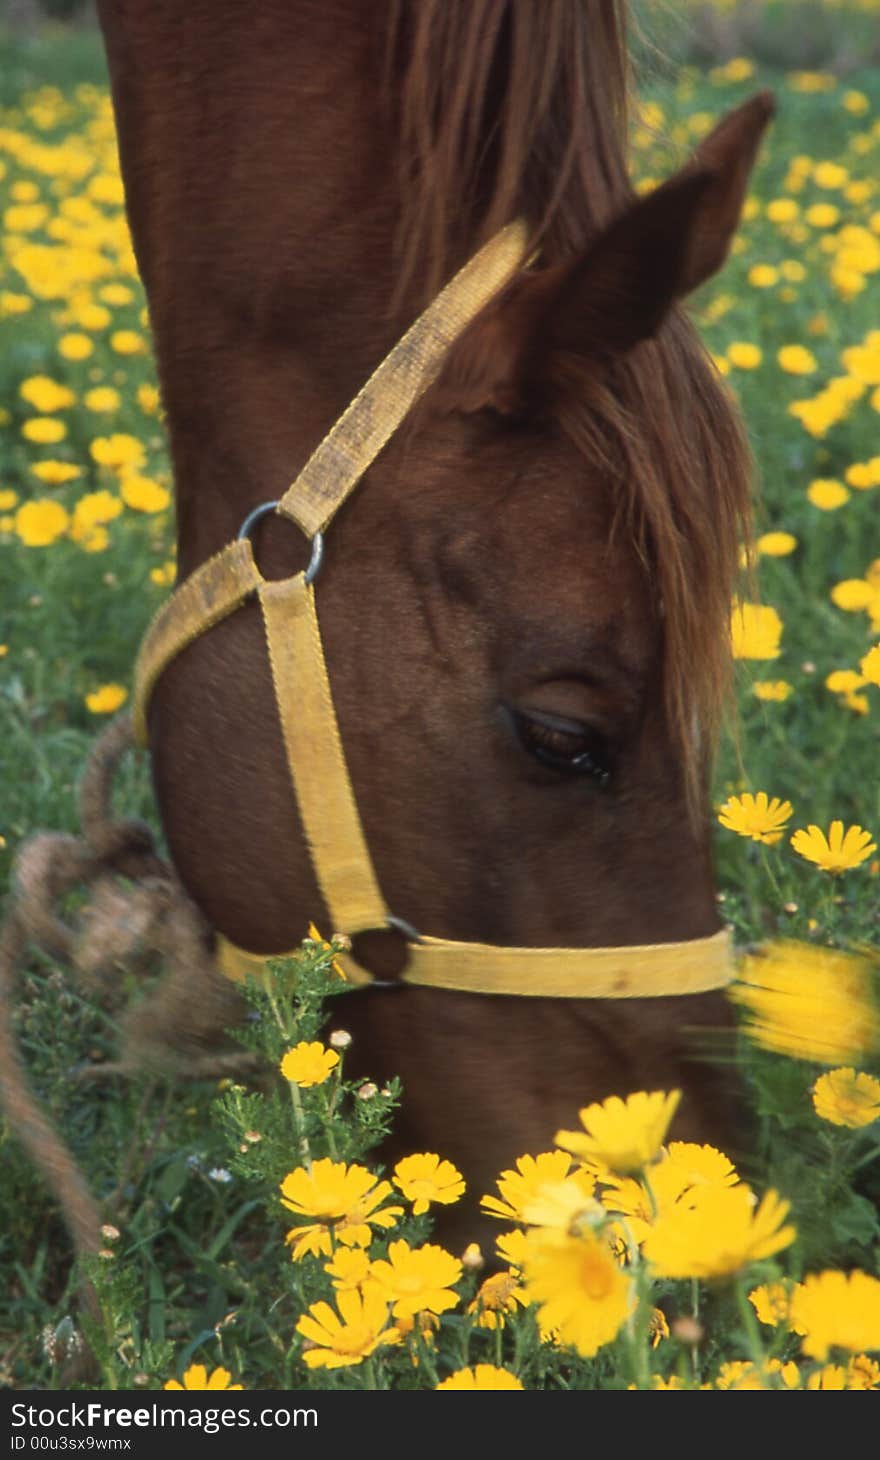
[{"left": 1, "top": 15, "right": 879, "bottom": 1392}]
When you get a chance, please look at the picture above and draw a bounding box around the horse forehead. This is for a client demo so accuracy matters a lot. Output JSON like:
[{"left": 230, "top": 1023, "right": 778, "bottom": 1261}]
[{"left": 426, "top": 470, "right": 652, "bottom": 624}]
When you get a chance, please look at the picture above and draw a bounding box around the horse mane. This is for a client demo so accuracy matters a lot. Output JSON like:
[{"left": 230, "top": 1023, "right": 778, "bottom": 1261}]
[
  {"left": 390, "top": 0, "right": 752, "bottom": 810},
  {"left": 389, "top": 0, "right": 632, "bottom": 298}
]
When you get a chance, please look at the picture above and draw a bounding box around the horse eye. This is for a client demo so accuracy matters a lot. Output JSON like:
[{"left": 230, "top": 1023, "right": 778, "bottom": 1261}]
[{"left": 507, "top": 707, "right": 612, "bottom": 785}]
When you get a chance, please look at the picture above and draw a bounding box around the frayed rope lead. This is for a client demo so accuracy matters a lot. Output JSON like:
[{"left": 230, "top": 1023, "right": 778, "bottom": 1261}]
[{"left": 0, "top": 713, "right": 255, "bottom": 1281}]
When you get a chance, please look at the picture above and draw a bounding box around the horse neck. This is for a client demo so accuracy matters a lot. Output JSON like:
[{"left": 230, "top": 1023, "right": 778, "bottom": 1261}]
[{"left": 106, "top": 1, "right": 415, "bottom": 565}]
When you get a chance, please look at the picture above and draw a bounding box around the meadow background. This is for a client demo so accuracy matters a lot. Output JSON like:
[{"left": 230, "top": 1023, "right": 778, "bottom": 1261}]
[{"left": 0, "top": 1, "right": 879, "bottom": 1392}]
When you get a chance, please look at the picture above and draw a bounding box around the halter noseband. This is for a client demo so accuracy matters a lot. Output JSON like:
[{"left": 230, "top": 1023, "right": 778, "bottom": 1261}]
[{"left": 131, "top": 222, "right": 733, "bottom": 997}]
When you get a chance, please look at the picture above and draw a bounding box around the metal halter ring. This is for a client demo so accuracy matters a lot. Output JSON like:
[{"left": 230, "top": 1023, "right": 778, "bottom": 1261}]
[
  {"left": 387, "top": 913, "right": 424, "bottom": 945},
  {"left": 237, "top": 500, "right": 324, "bottom": 585}
]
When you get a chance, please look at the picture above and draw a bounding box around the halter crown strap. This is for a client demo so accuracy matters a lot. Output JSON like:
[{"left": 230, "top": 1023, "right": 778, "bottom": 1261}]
[{"left": 276, "top": 220, "right": 530, "bottom": 538}]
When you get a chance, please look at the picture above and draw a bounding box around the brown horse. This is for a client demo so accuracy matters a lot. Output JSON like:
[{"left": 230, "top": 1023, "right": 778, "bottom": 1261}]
[{"left": 96, "top": 1, "right": 770, "bottom": 1242}]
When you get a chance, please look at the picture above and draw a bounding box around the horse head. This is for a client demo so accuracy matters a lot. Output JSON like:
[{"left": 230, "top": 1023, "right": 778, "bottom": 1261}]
[{"left": 98, "top": 1, "right": 772, "bottom": 1241}]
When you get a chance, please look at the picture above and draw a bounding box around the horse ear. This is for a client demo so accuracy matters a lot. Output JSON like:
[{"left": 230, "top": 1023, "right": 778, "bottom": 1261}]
[
  {"left": 435, "top": 90, "right": 774, "bottom": 415},
  {"left": 545, "top": 88, "right": 775, "bottom": 359}
]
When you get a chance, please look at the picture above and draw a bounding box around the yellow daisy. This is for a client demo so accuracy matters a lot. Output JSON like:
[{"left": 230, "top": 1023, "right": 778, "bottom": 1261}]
[
  {"left": 521, "top": 1228, "right": 633, "bottom": 1358},
  {"left": 280, "top": 1041, "right": 339, "bottom": 1088},
  {"left": 730, "top": 602, "right": 783, "bottom": 659},
  {"left": 790, "top": 821, "right": 876, "bottom": 873},
  {"left": 643, "top": 1184, "right": 795, "bottom": 1279},
  {"left": 296, "top": 1287, "right": 399, "bottom": 1369},
  {"left": 811, "top": 1068, "right": 880, "bottom": 1128},
  {"left": 555, "top": 1090, "right": 681, "bottom": 1175},
  {"left": 731, "top": 940, "right": 880, "bottom": 1064},
  {"left": 164, "top": 1364, "right": 242, "bottom": 1390},
  {"left": 791, "top": 1270, "right": 880, "bottom": 1361},
  {"left": 481, "top": 1151, "right": 575, "bottom": 1223},
  {"left": 717, "top": 791, "right": 793, "bottom": 845},
  {"left": 367, "top": 1239, "right": 462, "bottom": 1321},
  {"left": 436, "top": 1365, "right": 523, "bottom": 1390},
  {"left": 392, "top": 1153, "right": 465, "bottom": 1216}
]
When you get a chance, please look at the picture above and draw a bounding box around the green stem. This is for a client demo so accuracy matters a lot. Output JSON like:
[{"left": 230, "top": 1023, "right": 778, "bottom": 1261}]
[
  {"left": 758, "top": 843, "right": 785, "bottom": 909},
  {"left": 734, "top": 1276, "right": 767, "bottom": 1376},
  {"left": 287, "top": 1081, "right": 312, "bottom": 1170},
  {"left": 691, "top": 1277, "right": 702, "bottom": 1384}
]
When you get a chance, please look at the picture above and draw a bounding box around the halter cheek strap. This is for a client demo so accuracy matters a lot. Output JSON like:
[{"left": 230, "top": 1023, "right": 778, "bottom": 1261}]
[{"left": 132, "top": 221, "right": 734, "bottom": 998}]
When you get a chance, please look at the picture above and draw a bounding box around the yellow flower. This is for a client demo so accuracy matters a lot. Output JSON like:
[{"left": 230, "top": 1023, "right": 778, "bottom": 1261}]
[
  {"left": 521, "top": 1228, "right": 633, "bottom": 1357},
  {"left": 555, "top": 1090, "right": 681, "bottom": 1175},
  {"left": 0, "top": 292, "right": 32, "bottom": 316},
  {"left": 0, "top": 490, "right": 18, "bottom": 510},
  {"left": 392, "top": 1153, "right": 465, "bottom": 1216},
  {"left": 15, "top": 499, "right": 70, "bottom": 547},
  {"left": 805, "top": 1365, "right": 847, "bottom": 1389},
  {"left": 730, "top": 602, "right": 783, "bottom": 659},
  {"left": 752, "top": 681, "right": 793, "bottom": 702},
  {"left": 846, "top": 461, "right": 880, "bottom": 489},
  {"left": 137, "top": 383, "right": 160, "bottom": 413},
  {"left": 656, "top": 1145, "right": 738, "bottom": 1204},
  {"left": 718, "top": 791, "right": 793, "bottom": 846},
  {"left": 280, "top": 1158, "right": 402, "bottom": 1259},
  {"left": 296, "top": 1287, "right": 400, "bottom": 1369},
  {"left": 766, "top": 199, "right": 799, "bottom": 224},
  {"left": 861, "top": 645, "right": 880, "bottom": 687},
  {"left": 481, "top": 1151, "right": 575, "bottom": 1223},
  {"left": 119, "top": 475, "right": 171, "bottom": 513},
  {"left": 19, "top": 375, "right": 75, "bottom": 413},
  {"left": 436, "top": 1365, "right": 524, "bottom": 1390},
  {"left": 791, "top": 1271, "right": 880, "bottom": 1361},
  {"left": 813, "top": 161, "right": 849, "bottom": 190},
  {"left": 826, "top": 669, "right": 866, "bottom": 694},
  {"left": 71, "top": 490, "right": 123, "bottom": 533},
  {"left": 791, "top": 821, "right": 877, "bottom": 873},
  {"left": 519, "top": 1172, "right": 602, "bottom": 1232},
  {"left": 601, "top": 1141, "right": 738, "bottom": 1246},
  {"left": 847, "top": 1355, "right": 880, "bottom": 1389},
  {"left": 280, "top": 1041, "right": 339, "bottom": 1088},
  {"left": 90, "top": 433, "right": 146, "bottom": 474},
  {"left": 58, "top": 332, "right": 93, "bottom": 360},
  {"left": 726, "top": 341, "right": 762, "bottom": 370},
  {"left": 831, "top": 579, "right": 875, "bottom": 611},
  {"left": 807, "top": 478, "right": 850, "bottom": 509},
  {"left": 643, "top": 1184, "right": 794, "bottom": 1279},
  {"left": 812, "top": 1068, "right": 880, "bottom": 1128},
  {"left": 100, "top": 283, "right": 135, "bottom": 306},
  {"left": 83, "top": 387, "right": 121, "bottom": 412},
  {"left": 466, "top": 1270, "right": 526, "bottom": 1329},
  {"left": 731, "top": 940, "right": 880, "bottom": 1064},
  {"left": 85, "top": 684, "right": 128, "bottom": 715},
  {"left": 72, "top": 302, "right": 111, "bottom": 331},
  {"left": 496, "top": 1228, "right": 529, "bottom": 1270},
  {"left": 324, "top": 1247, "right": 373, "bottom": 1291},
  {"left": 713, "top": 1359, "right": 796, "bottom": 1390},
  {"left": 111, "top": 329, "right": 147, "bottom": 355},
  {"left": 164, "top": 1364, "right": 242, "bottom": 1390},
  {"left": 749, "top": 1280, "right": 800, "bottom": 1327},
  {"left": 806, "top": 202, "right": 841, "bottom": 228},
  {"left": 368, "top": 1239, "right": 461, "bottom": 1321},
  {"left": 22, "top": 416, "right": 67, "bottom": 444},
  {"left": 756, "top": 531, "right": 797, "bottom": 556},
  {"left": 30, "top": 461, "right": 81, "bottom": 485},
  {"left": 748, "top": 264, "right": 778, "bottom": 288}
]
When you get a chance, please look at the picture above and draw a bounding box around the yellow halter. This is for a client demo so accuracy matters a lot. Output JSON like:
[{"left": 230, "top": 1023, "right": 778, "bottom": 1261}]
[{"left": 132, "top": 222, "right": 733, "bottom": 997}]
